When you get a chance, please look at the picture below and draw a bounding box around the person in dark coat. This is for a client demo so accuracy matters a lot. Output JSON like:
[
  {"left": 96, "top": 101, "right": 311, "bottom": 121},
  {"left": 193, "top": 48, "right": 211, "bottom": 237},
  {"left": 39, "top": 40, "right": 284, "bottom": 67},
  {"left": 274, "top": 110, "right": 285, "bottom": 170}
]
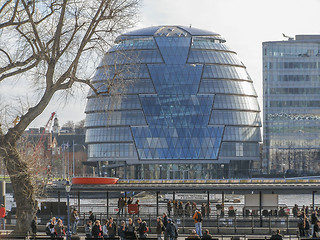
[
  {"left": 30, "top": 216, "right": 37, "bottom": 239},
  {"left": 162, "top": 213, "right": 168, "bottom": 240},
  {"left": 156, "top": 217, "right": 164, "bottom": 240},
  {"left": 89, "top": 211, "right": 96, "bottom": 223},
  {"left": 202, "top": 229, "right": 212, "bottom": 240},
  {"left": 165, "top": 219, "right": 176, "bottom": 240},
  {"left": 125, "top": 218, "right": 137, "bottom": 240},
  {"left": 270, "top": 229, "right": 283, "bottom": 240},
  {"left": 107, "top": 217, "right": 117, "bottom": 237},
  {"left": 92, "top": 220, "right": 103, "bottom": 239},
  {"left": 137, "top": 218, "right": 148, "bottom": 239},
  {"left": 118, "top": 220, "right": 127, "bottom": 240}
]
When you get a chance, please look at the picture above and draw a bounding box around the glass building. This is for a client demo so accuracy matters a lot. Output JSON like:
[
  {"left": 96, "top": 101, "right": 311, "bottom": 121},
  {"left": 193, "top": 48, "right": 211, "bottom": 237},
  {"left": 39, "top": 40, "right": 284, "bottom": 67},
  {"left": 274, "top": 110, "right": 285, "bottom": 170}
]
[
  {"left": 263, "top": 35, "right": 320, "bottom": 176},
  {"left": 85, "top": 26, "right": 261, "bottom": 179}
]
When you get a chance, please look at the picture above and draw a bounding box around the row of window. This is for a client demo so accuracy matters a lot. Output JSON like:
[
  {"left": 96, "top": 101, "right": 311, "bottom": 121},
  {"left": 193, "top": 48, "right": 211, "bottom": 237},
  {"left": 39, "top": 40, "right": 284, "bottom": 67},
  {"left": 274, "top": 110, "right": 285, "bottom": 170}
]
[
  {"left": 213, "top": 95, "right": 260, "bottom": 111},
  {"left": 203, "top": 65, "right": 251, "bottom": 80},
  {"left": 263, "top": 44, "right": 320, "bottom": 57},
  {"left": 266, "top": 113, "right": 320, "bottom": 121},
  {"left": 199, "top": 79, "right": 257, "bottom": 96},
  {"left": 273, "top": 75, "right": 320, "bottom": 82},
  {"left": 268, "top": 87, "right": 320, "bottom": 95},
  {"left": 191, "top": 37, "right": 232, "bottom": 51},
  {"left": 269, "top": 101, "right": 320, "bottom": 108},
  {"left": 109, "top": 37, "right": 156, "bottom": 52},
  {"left": 84, "top": 111, "right": 147, "bottom": 127},
  {"left": 86, "top": 95, "right": 141, "bottom": 112},
  {"left": 210, "top": 110, "right": 261, "bottom": 126},
  {"left": 223, "top": 126, "right": 261, "bottom": 142},
  {"left": 102, "top": 50, "right": 164, "bottom": 65},
  {"left": 94, "top": 64, "right": 150, "bottom": 81},
  {"left": 188, "top": 50, "right": 242, "bottom": 66},
  {"left": 219, "top": 142, "right": 259, "bottom": 157},
  {"left": 266, "top": 62, "right": 320, "bottom": 69},
  {"left": 86, "top": 127, "right": 132, "bottom": 142},
  {"left": 88, "top": 143, "right": 138, "bottom": 158}
]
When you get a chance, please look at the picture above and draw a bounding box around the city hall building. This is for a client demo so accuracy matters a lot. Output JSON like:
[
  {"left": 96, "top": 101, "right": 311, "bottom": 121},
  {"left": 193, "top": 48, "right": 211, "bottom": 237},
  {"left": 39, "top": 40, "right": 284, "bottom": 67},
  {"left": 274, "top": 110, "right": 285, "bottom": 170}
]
[
  {"left": 85, "top": 26, "right": 262, "bottom": 179},
  {"left": 263, "top": 35, "right": 320, "bottom": 175}
]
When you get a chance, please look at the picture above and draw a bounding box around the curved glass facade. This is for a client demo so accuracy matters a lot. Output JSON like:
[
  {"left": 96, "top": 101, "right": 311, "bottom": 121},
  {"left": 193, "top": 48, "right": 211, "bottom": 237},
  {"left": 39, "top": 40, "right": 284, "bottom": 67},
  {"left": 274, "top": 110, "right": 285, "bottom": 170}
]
[{"left": 85, "top": 26, "right": 261, "bottom": 179}]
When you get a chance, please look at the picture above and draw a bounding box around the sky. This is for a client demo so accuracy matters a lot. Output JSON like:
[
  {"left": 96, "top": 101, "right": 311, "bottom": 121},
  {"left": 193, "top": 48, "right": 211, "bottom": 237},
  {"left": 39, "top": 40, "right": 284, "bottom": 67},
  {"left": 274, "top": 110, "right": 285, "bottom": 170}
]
[{"left": 4, "top": 0, "right": 320, "bottom": 129}]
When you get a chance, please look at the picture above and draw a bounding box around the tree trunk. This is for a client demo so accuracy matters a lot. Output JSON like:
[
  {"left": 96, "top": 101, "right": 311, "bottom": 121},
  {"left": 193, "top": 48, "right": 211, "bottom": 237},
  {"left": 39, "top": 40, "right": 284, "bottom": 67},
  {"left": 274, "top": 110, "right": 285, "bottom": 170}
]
[{"left": 2, "top": 140, "right": 36, "bottom": 235}]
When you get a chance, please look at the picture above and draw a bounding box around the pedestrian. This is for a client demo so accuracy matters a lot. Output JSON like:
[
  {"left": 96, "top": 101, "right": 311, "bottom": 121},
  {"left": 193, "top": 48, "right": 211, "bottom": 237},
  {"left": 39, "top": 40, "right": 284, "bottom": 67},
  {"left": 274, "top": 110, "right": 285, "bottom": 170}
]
[
  {"left": 45, "top": 217, "right": 56, "bottom": 239},
  {"left": 102, "top": 220, "right": 109, "bottom": 238},
  {"left": 0, "top": 204, "right": 6, "bottom": 230},
  {"left": 270, "top": 229, "right": 283, "bottom": 240},
  {"left": 107, "top": 217, "right": 117, "bottom": 237},
  {"left": 125, "top": 218, "right": 136, "bottom": 240},
  {"left": 165, "top": 218, "right": 176, "bottom": 240},
  {"left": 311, "top": 211, "right": 318, "bottom": 237},
  {"left": 118, "top": 220, "right": 127, "bottom": 240},
  {"left": 298, "top": 212, "right": 305, "bottom": 237},
  {"left": 201, "top": 203, "right": 206, "bottom": 218},
  {"left": 92, "top": 220, "right": 103, "bottom": 239},
  {"left": 70, "top": 208, "right": 79, "bottom": 234},
  {"left": 178, "top": 201, "right": 183, "bottom": 216},
  {"left": 185, "top": 202, "right": 191, "bottom": 217},
  {"left": 89, "top": 211, "right": 96, "bottom": 223},
  {"left": 193, "top": 210, "right": 203, "bottom": 237},
  {"left": 314, "top": 220, "right": 320, "bottom": 238},
  {"left": 30, "top": 216, "right": 37, "bottom": 239},
  {"left": 156, "top": 216, "right": 164, "bottom": 240},
  {"left": 137, "top": 217, "right": 148, "bottom": 239},
  {"left": 162, "top": 213, "right": 168, "bottom": 240},
  {"left": 85, "top": 220, "right": 93, "bottom": 238},
  {"left": 202, "top": 229, "right": 212, "bottom": 240},
  {"left": 187, "top": 229, "right": 200, "bottom": 239},
  {"left": 206, "top": 203, "right": 211, "bottom": 217},
  {"left": 118, "top": 197, "right": 126, "bottom": 216},
  {"left": 54, "top": 219, "right": 65, "bottom": 238},
  {"left": 167, "top": 201, "right": 172, "bottom": 216}
]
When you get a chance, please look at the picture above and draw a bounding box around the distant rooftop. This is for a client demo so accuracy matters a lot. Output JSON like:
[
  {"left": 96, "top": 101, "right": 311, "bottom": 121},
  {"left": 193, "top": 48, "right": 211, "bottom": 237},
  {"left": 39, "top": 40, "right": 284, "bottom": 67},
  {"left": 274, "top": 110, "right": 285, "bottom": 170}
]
[{"left": 264, "top": 34, "right": 320, "bottom": 44}]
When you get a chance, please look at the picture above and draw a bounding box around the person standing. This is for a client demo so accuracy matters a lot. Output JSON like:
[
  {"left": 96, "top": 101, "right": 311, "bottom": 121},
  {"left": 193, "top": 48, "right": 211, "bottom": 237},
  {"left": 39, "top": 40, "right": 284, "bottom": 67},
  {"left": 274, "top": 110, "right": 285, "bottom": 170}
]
[
  {"left": 137, "top": 218, "right": 148, "bottom": 239},
  {"left": 70, "top": 209, "right": 79, "bottom": 234},
  {"left": 270, "top": 229, "right": 283, "bottom": 240},
  {"left": 193, "top": 210, "right": 203, "bottom": 237},
  {"left": 156, "top": 217, "right": 164, "bottom": 240},
  {"left": 102, "top": 220, "right": 109, "bottom": 238},
  {"left": 92, "top": 220, "right": 103, "bottom": 239},
  {"left": 165, "top": 218, "right": 176, "bottom": 240},
  {"left": 118, "top": 220, "right": 127, "bottom": 240},
  {"left": 107, "top": 217, "right": 117, "bottom": 238},
  {"left": 85, "top": 220, "right": 93, "bottom": 239},
  {"left": 162, "top": 213, "right": 168, "bottom": 240},
  {"left": 0, "top": 204, "right": 5, "bottom": 230},
  {"left": 167, "top": 201, "right": 172, "bottom": 216},
  {"left": 54, "top": 219, "right": 65, "bottom": 238},
  {"left": 30, "top": 216, "right": 37, "bottom": 239},
  {"left": 89, "top": 211, "right": 96, "bottom": 223},
  {"left": 126, "top": 218, "right": 136, "bottom": 239}
]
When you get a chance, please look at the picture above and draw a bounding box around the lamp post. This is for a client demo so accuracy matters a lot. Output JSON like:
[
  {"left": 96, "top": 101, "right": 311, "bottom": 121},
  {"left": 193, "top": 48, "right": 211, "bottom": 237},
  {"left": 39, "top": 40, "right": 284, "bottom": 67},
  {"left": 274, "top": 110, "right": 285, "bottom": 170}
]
[
  {"left": 65, "top": 181, "right": 71, "bottom": 240},
  {"left": 159, "top": 165, "right": 162, "bottom": 179}
]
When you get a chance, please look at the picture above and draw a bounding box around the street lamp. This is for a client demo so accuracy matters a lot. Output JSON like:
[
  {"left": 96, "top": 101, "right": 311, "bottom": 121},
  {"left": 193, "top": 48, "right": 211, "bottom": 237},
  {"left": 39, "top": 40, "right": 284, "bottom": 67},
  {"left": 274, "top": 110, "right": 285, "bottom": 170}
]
[
  {"left": 65, "top": 181, "right": 72, "bottom": 240},
  {"left": 159, "top": 165, "right": 162, "bottom": 179}
]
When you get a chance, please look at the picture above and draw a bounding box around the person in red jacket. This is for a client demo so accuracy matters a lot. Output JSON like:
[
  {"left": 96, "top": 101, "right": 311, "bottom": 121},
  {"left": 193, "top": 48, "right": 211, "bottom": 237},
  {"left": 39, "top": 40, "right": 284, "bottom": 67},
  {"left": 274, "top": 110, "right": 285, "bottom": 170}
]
[{"left": 0, "top": 204, "right": 6, "bottom": 230}]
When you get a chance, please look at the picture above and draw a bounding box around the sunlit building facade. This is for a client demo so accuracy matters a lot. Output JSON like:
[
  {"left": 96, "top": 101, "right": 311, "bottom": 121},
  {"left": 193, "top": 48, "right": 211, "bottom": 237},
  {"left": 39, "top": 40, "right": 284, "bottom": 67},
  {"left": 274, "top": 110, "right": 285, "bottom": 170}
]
[
  {"left": 263, "top": 35, "right": 320, "bottom": 175},
  {"left": 85, "top": 26, "right": 261, "bottom": 179}
]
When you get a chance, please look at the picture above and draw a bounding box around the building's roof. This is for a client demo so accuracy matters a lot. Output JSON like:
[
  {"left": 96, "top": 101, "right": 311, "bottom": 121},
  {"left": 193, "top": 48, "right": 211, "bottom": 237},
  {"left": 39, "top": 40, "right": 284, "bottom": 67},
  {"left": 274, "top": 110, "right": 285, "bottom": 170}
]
[
  {"left": 263, "top": 34, "right": 320, "bottom": 44},
  {"left": 115, "top": 26, "right": 225, "bottom": 43}
]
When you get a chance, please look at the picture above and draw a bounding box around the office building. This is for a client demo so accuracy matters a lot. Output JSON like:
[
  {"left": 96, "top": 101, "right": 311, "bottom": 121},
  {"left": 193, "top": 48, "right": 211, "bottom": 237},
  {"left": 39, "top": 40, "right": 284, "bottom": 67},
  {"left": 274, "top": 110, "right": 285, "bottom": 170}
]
[
  {"left": 85, "top": 26, "right": 261, "bottom": 179},
  {"left": 263, "top": 35, "right": 320, "bottom": 175}
]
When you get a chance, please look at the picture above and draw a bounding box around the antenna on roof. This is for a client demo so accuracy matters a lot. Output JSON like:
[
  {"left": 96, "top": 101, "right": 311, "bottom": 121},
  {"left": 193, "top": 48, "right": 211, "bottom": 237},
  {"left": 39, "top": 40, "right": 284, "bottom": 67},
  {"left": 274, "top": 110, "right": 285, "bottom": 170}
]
[
  {"left": 189, "top": 24, "right": 192, "bottom": 28},
  {"left": 282, "top": 33, "right": 294, "bottom": 40}
]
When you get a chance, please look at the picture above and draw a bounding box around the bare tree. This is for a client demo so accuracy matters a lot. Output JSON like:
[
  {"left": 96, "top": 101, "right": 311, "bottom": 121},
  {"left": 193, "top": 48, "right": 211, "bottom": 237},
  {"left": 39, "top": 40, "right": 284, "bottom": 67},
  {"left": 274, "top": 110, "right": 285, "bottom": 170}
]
[{"left": 0, "top": 0, "right": 140, "bottom": 235}]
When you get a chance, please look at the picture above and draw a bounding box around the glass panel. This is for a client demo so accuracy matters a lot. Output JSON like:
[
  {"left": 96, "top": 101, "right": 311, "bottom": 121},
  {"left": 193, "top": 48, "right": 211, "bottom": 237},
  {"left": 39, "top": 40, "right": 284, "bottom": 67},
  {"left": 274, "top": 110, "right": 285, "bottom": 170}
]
[
  {"left": 199, "top": 79, "right": 257, "bottom": 96},
  {"left": 213, "top": 95, "right": 260, "bottom": 111},
  {"left": 88, "top": 143, "right": 138, "bottom": 159},
  {"left": 188, "top": 50, "right": 242, "bottom": 65},
  {"left": 219, "top": 142, "right": 259, "bottom": 157},
  {"left": 223, "top": 126, "right": 261, "bottom": 142},
  {"left": 203, "top": 65, "right": 251, "bottom": 80},
  {"left": 86, "top": 127, "right": 132, "bottom": 142},
  {"left": 86, "top": 95, "right": 141, "bottom": 112},
  {"left": 210, "top": 110, "right": 261, "bottom": 126}
]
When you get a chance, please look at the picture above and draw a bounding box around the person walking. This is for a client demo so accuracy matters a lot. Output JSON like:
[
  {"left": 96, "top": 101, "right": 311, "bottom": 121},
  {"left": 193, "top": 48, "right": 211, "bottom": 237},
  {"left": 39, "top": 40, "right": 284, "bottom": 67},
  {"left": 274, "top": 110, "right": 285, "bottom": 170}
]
[
  {"left": 165, "top": 218, "right": 176, "bottom": 240},
  {"left": 0, "top": 204, "right": 5, "bottom": 230},
  {"left": 270, "top": 229, "right": 283, "bottom": 240},
  {"left": 156, "top": 216, "right": 164, "bottom": 240},
  {"left": 85, "top": 220, "right": 93, "bottom": 239},
  {"left": 54, "top": 219, "right": 65, "bottom": 238},
  {"left": 193, "top": 210, "right": 203, "bottom": 237},
  {"left": 167, "top": 201, "right": 172, "bottom": 216}
]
